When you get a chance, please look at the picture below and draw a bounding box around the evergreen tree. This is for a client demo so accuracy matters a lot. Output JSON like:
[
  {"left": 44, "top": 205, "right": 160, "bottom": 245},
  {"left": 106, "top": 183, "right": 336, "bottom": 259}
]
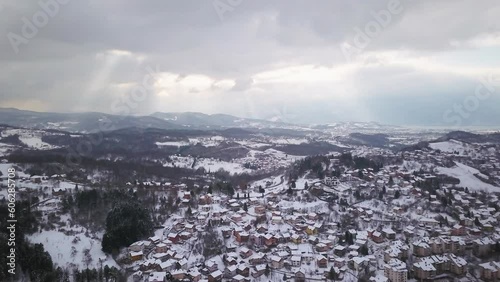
[
  {"left": 258, "top": 186, "right": 264, "bottom": 194},
  {"left": 186, "top": 206, "right": 192, "bottom": 217},
  {"left": 102, "top": 201, "right": 153, "bottom": 253},
  {"left": 328, "top": 266, "right": 337, "bottom": 281},
  {"left": 394, "top": 190, "right": 401, "bottom": 199},
  {"left": 475, "top": 217, "right": 482, "bottom": 227},
  {"left": 441, "top": 197, "right": 448, "bottom": 207},
  {"left": 227, "top": 184, "right": 235, "bottom": 197},
  {"left": 359, "top": 245, "right": 369, "bottom": 255},
  {"left": 345, "top": 231, "right": 350, "bottom": 244}
]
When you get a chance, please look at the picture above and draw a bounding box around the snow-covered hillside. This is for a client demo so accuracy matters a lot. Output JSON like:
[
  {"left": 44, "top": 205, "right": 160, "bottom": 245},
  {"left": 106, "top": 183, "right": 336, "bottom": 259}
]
[
  {"left": 429, "top": 139, "right": 471, "bottom": 154},
  {"left": 28, "top": 228, "right": 118, "bottom": 270},
  {"left": 436, "top": 162, "right": 500, "bottom": 192}
]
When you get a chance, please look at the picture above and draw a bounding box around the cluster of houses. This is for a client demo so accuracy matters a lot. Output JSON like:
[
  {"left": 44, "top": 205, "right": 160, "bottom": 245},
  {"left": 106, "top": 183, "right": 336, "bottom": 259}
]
[
  {"left": 121, "top": 150, "right": 500, "bottom": 282},
  {"left": 8, "top": 136, "right": 500, "bottom": 282},
  {"left": 125, "top": 186, "right": 382, "bottom": 281}
]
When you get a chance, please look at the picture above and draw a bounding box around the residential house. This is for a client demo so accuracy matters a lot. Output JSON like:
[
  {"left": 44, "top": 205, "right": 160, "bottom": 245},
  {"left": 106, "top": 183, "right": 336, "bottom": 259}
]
[
  {"left": 384, "top": 259, "right": 407, "bottom": 282},
  {"left": 236, "top": 264, "right": 250, "bottom": 277},
  {"left": 371, "top": 231, "right": 384, "bottom": 243},
  {"left": 249, "top": 253, "right": 265, "bottom": 265},
  {"left": 148, "top": 272, "right": 167, "bottom": 282},
  {"left": 239, "top": 247, "right": 253, "bottom": 259},
  {"left": 208, "top": 270, "right": 223, "bottom": 282},
  {"left": 252, "top": 265, "right": 266, "bottom": 278},
  {"left": 317, "top": 255, "right": 328, "bottom": 268},
  {"left": 130, "top": 251, "right": 144, "bottom": 261},
  {"left": 479, "top": 261, "right": 500, "bottom": 281},
  {"left": 231, "top": 274, "right": 247, "bottom": 282},
  {"left": 291, "top": 256, "right": 301, "bottom": 267},
  {"left": 294, "top": 270, "right": 306, "bottom": 282},
  {"left": 270, "top": 256, "right": 284, "bottom": 269}
]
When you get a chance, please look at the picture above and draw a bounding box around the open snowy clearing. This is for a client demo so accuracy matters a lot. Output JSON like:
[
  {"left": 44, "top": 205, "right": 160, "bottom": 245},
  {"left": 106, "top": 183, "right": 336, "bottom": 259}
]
[
  {"left": 436, "top": 162, "right": 500, "bottom": 192},
  {"left": 428, "top": 139, "right": 471, "bottom": 154},
  {"left": 19, "top": 136, "right": 55, "bottom": 150},
  {"left": 28, "top": 230, "right": 119, "bottom": 270}
]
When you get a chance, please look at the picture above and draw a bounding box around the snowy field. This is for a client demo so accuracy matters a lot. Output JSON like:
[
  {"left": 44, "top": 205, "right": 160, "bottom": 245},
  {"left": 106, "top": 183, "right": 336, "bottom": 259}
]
[
  {"left": 195, "top": 158, "right": 251, "bottom": 174},
  {"left": 0, "top": 163, "right": 14, "bottom": 176},
  {"left": 28, "top": 229, "right": 118, "bottom": 270},
  {"left": 429, "top": 139, "right": 471, "bottom": 154},
  {"left": 269, "top": 138, "right": 308, "bottom": 145},
  {"left": 189, "top": 136, "right": 225, "bottom": 147},
  {"left": 0, "top": 143, "right": 16, "bottom": 156},
  {"left": 164, "top": 156, "right": 251, "bottom": 174},
  {"left": 1, "top": 128, "right": 58, "bottom": 150},
  {"left": 436, "top": 162, "right": 500, "bottom": 192},
  {"left": 235, "top": 140, "right": 271, "bottom": 148},
  {"left": 19, "top": 136, "right": 54, "bottom": 150},
  {"left": 156, "top": 141, "right": 190, "bottom": 147}
]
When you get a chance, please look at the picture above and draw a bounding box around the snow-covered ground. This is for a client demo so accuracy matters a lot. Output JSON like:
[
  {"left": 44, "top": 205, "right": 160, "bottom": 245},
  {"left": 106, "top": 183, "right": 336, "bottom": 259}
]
[
  {"left": 269, "top": 138, "right": 308, "bottom": 145},
  {"left": 428, "top": 139, "right": 471, "bottom": 154},
  {"left": 234, "top": 140, "right": 270, "bottom": 148},
  {"left": 0, "top": 143, "right": 16, "bottom": 156},
  {"left": 28, "top": 229, "right": 118, "bottom": 270},
  {"left": 19, "top": 136, "right": 54, "bottom": 150},
  {"left": 1, "top": 128, "right": 58, "bottom": 150},
  {"left": 0, "top": 163, "right": 14, "bottom": 176},
  {"left": 400, "top": 160, "right": 423, "bottom": 172},
  {"left": 189, "top": 136, "right": 225, "bottom": 147},
  {"left": 164, "top": 156, "right": 251, "bottom": 174},
  {"left": 156, "top": 141, "right": 190, "bottom": 147},
  {"left": 195, "top": 158, "right": 251, "bottom": 174},
  {"left": 436, "top": 162, "right": 500, "bottom": 192}
]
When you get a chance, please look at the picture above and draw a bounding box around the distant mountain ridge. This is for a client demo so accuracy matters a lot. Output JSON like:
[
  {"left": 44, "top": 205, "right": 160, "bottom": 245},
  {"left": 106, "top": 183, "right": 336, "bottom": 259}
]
[
  {"left": 436, "top": 130, "right": 500, "bottom": 144},
  {"left": 0, "top": 108, "right": 295, "bottom": 133},
  {"left": 0, "top": 107, "right": 410, "bottom": 135}
]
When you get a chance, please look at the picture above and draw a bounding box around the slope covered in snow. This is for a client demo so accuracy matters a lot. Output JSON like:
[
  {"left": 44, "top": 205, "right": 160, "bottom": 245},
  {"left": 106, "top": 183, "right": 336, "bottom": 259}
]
[
  {"left": 436, "top": 162, "right": 500, "bottom": 192},
  {"left": 429, "top": 139, "right": 470, "bottom": 154},
  {"left": 28, "top": 229, "right": 118, "bottom": 270}
]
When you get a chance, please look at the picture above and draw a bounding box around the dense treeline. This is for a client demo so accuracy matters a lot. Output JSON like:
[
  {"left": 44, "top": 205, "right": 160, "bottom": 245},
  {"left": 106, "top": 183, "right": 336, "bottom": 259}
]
[
  {"left": 61, "top": 188, "right": 138, "bottom": 231},
  {"left": 0, "top": 134, "right": 26, "bottom": 147},
  {"left": 288, "top": 153, "right": 384, "bottom": 180},
  {"left": 339, "top": 153, "right": 383, "bottom": 171},
  {"left": 277, "top": 142, "right": 344, "bottom": 156},
  {"left": 40, "top": 129, "right": 251, "bottom": 161},
  {"left": 209, "top": 181, "right": 235, "bottom": 196},
  {"left": 73, "top": 266, "right": 126, "bottom": 282},
  {"left": 291, "top": 155, "right": 331, "bottom": 179},
  {"left": 63, "top": 188, "right": 155, "bottom": 255},
  {"left": 8, "top": 150, "right": 198, "bottom": 183},
  {"left": 347, "top": 133, "right": 389, "bottom": 147},
  {"left": 102, "top": 201, "right": 153, "bottom": 254},
  {"left": 0, "top": 201, "right": 60, "bottom": 282}
]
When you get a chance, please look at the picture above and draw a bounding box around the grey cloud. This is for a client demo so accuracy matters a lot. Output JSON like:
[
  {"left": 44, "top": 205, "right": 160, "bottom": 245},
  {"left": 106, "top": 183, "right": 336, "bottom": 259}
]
[{"left": 0, "top": 0, "right": 499, "bottom": 126}]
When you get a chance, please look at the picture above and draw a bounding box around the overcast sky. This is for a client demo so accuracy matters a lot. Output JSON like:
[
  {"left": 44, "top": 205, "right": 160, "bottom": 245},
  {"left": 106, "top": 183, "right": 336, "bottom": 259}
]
[{"left": 1, "top": 0, "right": 500, "bottom": 126}]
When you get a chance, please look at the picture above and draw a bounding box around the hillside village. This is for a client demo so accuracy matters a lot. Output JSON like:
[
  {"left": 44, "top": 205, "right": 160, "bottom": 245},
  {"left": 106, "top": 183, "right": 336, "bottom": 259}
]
[{"left": 2, "top": 137, "right": 500, "bottom": 282}]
